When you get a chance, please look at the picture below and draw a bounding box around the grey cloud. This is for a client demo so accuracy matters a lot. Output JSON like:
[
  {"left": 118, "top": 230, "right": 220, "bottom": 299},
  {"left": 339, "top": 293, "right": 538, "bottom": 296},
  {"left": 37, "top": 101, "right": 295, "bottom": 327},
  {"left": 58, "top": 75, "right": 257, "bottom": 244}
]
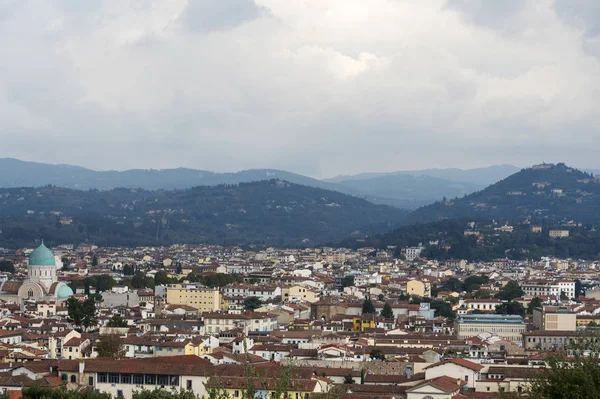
[
  {"left": 554, "top": 0, "right": 600, "bottom": 36},
  {"left": 178, "top": 0, "right": 262, "bottom": 33},
  {"left": 444, "top": 0, "right": 524, "bottom": 31},
  {"left": 0, "top": 0, "right": 599, "bottom": 177}
]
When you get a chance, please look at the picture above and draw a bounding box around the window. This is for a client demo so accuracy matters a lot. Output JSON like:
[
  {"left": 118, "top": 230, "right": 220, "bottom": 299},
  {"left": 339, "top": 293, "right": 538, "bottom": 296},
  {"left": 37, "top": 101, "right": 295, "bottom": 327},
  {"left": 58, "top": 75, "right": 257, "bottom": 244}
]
[
  {"left": 133, "top": 374, "right": 144, "bottom": 385},
  {"left": 122, "top": 374, "right": 132, "bottom": 384},
  {"left": 70, "top": 375, "right": 77, "bottom": 383},
  {"left": 158, "top": 375, "right": 169, "bottom": 386},
  {"left": 235, "top": 391, "right": 240, "bottom": 397},
  {"left": 186, "top": 380, "right": 192, "bottom": 390},
  {"left": 61, "top": 374, "right": 68, "bottom": 382},
  {"left": 98, "top": 374, "right": 108, "bottom": 383},
  {"left": 109, "top": 374, "right": 119, "bottom": 384},
  {"left": 88, "top": 376, "right": 94, "bottom": 386},
  {"left": 117, "top": 390, "right": 124, "bottom": 398},
  {"left": 145, "top": 374, "right": 156, "bottom": 385}
]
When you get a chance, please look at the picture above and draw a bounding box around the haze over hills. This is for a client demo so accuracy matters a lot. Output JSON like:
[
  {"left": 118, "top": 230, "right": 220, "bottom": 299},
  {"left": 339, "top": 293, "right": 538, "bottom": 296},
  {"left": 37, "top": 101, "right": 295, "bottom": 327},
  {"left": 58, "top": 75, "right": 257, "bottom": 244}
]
[
  {"left": 325, "top": 164, "right": 521, "bottom": 186},
  {"left": 0, "top": 158, "right": 522, "bottom": 210},
  {"left": 407, "top": 163, "right": 600, "bottom": 224},
  {"left": 0, "top": 180, "right": 406, "bottom": 248}
]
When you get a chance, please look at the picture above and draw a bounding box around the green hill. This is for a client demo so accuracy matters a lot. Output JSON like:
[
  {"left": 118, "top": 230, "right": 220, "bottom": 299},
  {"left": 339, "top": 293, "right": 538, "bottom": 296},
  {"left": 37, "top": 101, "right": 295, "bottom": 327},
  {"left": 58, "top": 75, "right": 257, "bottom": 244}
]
[
  {"left": 0, "top": 180, "right": 406, "bottom": 248},
  {"left": 408, "top": 163, "right": 600, "bottom": 224}
]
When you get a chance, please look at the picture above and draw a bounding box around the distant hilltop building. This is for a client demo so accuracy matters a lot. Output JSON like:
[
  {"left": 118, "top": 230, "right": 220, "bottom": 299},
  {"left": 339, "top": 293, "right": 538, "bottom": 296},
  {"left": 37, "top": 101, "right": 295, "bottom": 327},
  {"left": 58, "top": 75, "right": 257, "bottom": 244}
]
[
  {"left": 0, "top": 241, "right": 73, "bottom": 302},
  {"left": 549, "top": 229, "right": 569, "bottom": 238},
  {"left": 532, "top": 163, "right": 554, "bottom": 170}
]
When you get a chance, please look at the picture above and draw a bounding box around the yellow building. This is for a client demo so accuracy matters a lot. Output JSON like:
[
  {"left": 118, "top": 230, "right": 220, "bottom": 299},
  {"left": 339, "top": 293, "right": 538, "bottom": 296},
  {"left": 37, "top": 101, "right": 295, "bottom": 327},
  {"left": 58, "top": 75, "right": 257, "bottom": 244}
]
[
  {"left": 281, "top": 285, "right": 319, "bottom": 303},
  {"left": 165, "top": 285, "right": 221, "bottom": 312},
  {"left": 406, "top": 280, "right": 431, "bottom": 298},
  {"left": 352, "top": 315, "right": 375, "bottom": 332}
]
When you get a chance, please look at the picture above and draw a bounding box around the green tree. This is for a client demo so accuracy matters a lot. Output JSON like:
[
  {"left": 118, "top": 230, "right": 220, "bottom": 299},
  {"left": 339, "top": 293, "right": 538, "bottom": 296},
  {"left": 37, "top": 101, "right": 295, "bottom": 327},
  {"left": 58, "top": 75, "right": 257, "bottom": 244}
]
[
  {"left": 133, "top": 389, "right": 201, "bottom": 399},
  {"left": 380, "top": 302, "right": 394, "bottom": 318},
  {"left": 575, "top": 279, "right": 583, "bottom": 298},
  {"left": 369, "top": 349, "right": 385, "bottom": 361},
  {"left": 131, "top": 271, "right": 148, "bottom": 289},
  {"left": 176, "top": 262, "right": 183, "bottom": 274},
  {"left": 495, "top": 281, "right": 524, "bottom": 301},
  {"left": 343, "top": 374, "right": 355, "bottom": 384},
  {"left": 0, "top": 260, "right": 15, "bottom": 273},
  {"left": 463, "top": 275, "right": 489, "bottom": 292},
  {"left": 430, "top": 300, "right": 456, "bottom": 319},
  {"left": 243, "top": 296, "right": 262, "bottom": 310},
  {"left": 377, "top": 293, "right": 385, "bottom": 301},
  {"left": 527, "top": 335, "right": 600, "bottom": 399},
  {"left": 66, "top": 297, "right": 84, "bottom": 328},
  {"left": 496, "top": 301, "right": 525, "bottom": 317},
  {"left": 154, "top": 270, "right": 171, "bottom": 286},
  {"left": 560, "top": 290, "right": 569, "bottom": 301},
  {"left": 443, "top": 277, "right": 463, "bottom": 292},
  {"left": 528, "top": 297, "right": 543, "bottom": 314},
  {"left": 123, "top": 264, "right": 135, "bottom": 276},
  {"left": 92, "top": 255, "right": 98, "bottom": 267},
  {"left": 82, "top": 298, "right": 98, "bottom": 330},
  {"left": 94, "top": 274, "right": 116, "bottom": 292},
  {"left": 107, "top": 315, "right": 128, "bottom": 328},
  {"left": 362, "top": 298, "right": 375, "bottom": 314},
  {"left": 473, "top": 289, "right": 491, "bottom": 299},
  {"left": 341, "top": 275, "right": 355, "bottom": 288},
  {"left": 21, "top": 386, "right": 111, "bottom": 399},
  {"left": 96, "top": 334, "right": 126, "bottom": 359}
]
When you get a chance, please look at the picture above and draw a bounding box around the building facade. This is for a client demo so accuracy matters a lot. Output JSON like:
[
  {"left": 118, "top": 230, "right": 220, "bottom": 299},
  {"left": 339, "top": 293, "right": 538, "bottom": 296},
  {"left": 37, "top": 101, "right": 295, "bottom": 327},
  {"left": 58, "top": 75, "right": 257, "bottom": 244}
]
[{"left": 455, "top": 314, "right": 526, "bottom": 343}]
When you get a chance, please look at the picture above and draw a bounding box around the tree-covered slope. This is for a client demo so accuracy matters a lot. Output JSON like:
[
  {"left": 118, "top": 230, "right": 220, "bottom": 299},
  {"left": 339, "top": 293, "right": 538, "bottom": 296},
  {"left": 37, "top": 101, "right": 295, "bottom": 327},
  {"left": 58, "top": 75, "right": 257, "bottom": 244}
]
[
  {"left": 408, "top": 163, "right": 600, "bottom": 224},
  {"left": 0, "top": 180, "right": 406, "bottom": 248}
]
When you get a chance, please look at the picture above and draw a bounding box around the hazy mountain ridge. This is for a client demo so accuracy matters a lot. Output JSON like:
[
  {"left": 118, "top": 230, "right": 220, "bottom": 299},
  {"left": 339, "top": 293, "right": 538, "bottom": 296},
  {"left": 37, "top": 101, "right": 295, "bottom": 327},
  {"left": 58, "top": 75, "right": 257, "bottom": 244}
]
[
  {"left": 325, "top": 164, "right": 520, "bottom": 185},
  {"left": 0, "top": 159, "right": 522, "bottom": 210},
  {"left": 0, "top": 180, "right": 407, "bottom": 248}
]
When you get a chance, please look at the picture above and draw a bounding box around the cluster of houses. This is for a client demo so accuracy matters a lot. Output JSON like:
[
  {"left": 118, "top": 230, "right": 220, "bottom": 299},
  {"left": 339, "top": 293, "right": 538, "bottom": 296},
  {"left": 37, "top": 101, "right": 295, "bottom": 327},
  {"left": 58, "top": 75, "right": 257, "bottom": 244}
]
[{"left": 0, "top": 242, "right": 599, "bottom": 398}]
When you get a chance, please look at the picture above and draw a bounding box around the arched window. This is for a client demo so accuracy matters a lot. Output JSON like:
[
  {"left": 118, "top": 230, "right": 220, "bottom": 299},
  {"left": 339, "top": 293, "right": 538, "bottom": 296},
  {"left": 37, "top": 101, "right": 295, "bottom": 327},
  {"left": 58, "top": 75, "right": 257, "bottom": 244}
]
[
  {"left": 28, "top": 289, "right": 34, "bottom": 298},
  {"left": 61, "top": 373, "right": 68, "bottom": 381},
  {"left": 70, "top": 375, "right": 77, "bottom": 383}
]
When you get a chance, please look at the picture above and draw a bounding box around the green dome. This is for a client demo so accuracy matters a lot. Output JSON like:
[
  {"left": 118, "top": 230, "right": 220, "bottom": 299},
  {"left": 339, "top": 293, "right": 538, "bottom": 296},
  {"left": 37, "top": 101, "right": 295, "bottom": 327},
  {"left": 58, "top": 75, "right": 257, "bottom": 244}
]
[
  {"left": 57, "top": 285, "right": 74, "bottom": 299},
  {"left": 29, "top": 241, "right": 56, "bottom": 266}
]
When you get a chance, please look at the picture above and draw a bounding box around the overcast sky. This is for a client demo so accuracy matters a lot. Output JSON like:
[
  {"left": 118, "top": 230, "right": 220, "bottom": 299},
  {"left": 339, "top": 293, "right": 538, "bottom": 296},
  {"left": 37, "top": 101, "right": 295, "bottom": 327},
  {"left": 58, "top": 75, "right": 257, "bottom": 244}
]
[{"left": 1, "top": 0, "right": 599, "bottom": 178}]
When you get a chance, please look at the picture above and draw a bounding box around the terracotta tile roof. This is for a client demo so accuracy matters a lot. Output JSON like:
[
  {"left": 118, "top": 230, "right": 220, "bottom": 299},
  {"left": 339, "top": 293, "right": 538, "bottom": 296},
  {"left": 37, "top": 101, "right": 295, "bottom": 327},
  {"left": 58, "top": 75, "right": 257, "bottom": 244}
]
[
  {"left": 424, "top": 358, "right": 484, "bottom": 372},
  {"left": 1, "top": 282, "right": 23, "bottom": 295},
  {"left": 205, "top": 376, "right": 318, "bottom": 391},
  {"left": 58, "top": 355, "right": 211, "bottom": 375},
  {"left": 408, "top": 375, "right": 465, "bottom": 394}
]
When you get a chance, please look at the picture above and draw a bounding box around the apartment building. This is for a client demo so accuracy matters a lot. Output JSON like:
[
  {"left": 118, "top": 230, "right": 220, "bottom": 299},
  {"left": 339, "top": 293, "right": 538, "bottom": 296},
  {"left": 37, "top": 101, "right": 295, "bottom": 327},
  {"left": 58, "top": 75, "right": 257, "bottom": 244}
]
[
  {"left": 203, "top": 312, "right": 278, "bottom": 334},
  {"left": 522, "top": 330, "right": 580, "bottom": 351},
  {"left": 532, "top": 306, "right": 576, "bottom": 331},
  {"left": 520, "top": 279, "right": 575, "bottom": 299},
  {"left": 165, "top": 284, "right": 221, "bottom": 312},
  {"left": 455, "top": 314, "right": 526, "bottom": 343},
  {"left": 57, "top": 356, "right": 213, "bottom": 399}
]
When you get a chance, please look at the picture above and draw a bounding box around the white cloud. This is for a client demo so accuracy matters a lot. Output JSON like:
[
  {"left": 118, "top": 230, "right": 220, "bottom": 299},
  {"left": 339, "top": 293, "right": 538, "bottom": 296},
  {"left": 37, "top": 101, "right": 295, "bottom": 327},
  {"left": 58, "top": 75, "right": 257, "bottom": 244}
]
[{"left": 0, "top": 0, "right": 599, "bottom": 177}]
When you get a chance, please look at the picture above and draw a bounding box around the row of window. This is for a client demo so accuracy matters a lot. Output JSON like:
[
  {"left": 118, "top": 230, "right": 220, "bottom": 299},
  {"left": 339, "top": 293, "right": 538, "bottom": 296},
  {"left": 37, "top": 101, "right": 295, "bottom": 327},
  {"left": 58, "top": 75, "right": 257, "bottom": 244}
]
[{"left": 97, "top": 373, "right": 180, "bottom": 386}]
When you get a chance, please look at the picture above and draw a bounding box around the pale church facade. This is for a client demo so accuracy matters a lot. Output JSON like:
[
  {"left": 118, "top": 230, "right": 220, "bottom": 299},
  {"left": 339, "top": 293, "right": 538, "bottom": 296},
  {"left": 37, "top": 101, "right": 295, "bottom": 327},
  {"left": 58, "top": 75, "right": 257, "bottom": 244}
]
[{"left": 0, "top": 241, "right": 73, "bottom": 302}]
